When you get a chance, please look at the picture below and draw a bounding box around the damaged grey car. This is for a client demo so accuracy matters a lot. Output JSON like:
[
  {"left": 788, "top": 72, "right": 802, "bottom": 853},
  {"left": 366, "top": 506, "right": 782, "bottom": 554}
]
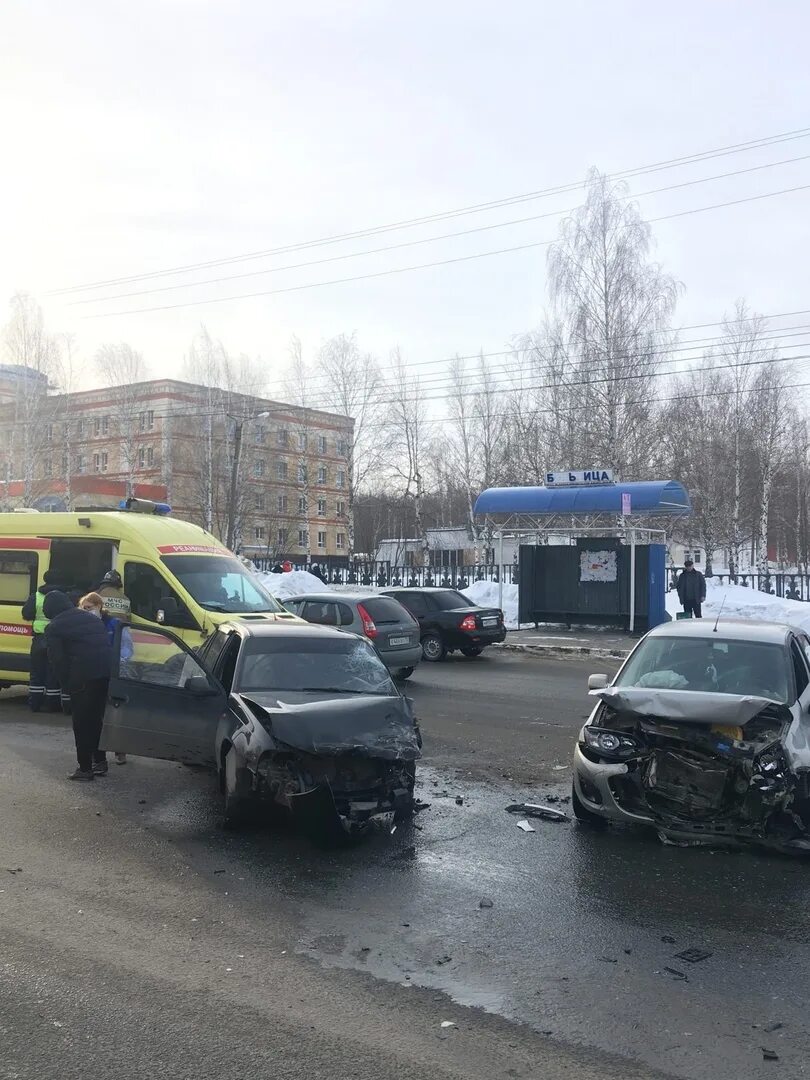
[
  {"left": 572, "top": 618, "right": 810, "bottom": 851},
  {"left": 99, "top": 621, "right": 420, "bottom": 840}
]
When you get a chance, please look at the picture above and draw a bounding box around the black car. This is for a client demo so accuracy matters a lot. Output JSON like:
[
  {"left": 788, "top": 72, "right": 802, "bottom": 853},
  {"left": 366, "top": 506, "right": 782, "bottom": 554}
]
[
  {"left": 99, "top": 621, "right": 421, "bottom": 839},
  {"left": 380, "top": 587, "right": 505, "bottom": 662}
]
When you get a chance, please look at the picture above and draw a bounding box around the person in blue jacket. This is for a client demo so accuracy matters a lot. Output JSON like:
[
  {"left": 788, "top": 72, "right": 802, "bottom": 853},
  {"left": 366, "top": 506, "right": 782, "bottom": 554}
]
[{"left": 79, "top": 592, "right": 133, "bottom": 765}]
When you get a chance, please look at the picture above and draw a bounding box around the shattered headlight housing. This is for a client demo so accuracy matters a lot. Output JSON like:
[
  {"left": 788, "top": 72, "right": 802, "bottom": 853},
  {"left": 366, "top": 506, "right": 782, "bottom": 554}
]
[{"left": 583, "top": 726, "right": 639, "bottom": 761}]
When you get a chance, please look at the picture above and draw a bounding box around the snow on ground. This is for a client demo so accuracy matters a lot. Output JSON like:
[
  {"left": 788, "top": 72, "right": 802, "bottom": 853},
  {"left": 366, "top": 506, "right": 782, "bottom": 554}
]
[
  {"left": 665, "top": 578, "right": 810, "bottom": 632},
  {"left": 464, "top": 579, "right": 520, "bottom": 628}
]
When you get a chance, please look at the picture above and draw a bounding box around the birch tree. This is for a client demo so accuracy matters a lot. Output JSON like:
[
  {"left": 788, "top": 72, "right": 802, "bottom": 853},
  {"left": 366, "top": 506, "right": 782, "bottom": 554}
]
[
  {"left": 547, "top": 170, "right": 679, "bottom": 477},
  {"left": 387, "top": 348, "right": 429, "bottom": 564},
  {"left": 749, "top": 361, "right": 794, "bottom": 580}
]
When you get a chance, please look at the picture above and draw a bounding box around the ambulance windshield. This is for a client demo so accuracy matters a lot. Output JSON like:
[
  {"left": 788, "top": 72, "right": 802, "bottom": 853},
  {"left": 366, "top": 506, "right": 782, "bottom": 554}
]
[{"left": 161, "top": 554, "right": 284, "bottom": 614}]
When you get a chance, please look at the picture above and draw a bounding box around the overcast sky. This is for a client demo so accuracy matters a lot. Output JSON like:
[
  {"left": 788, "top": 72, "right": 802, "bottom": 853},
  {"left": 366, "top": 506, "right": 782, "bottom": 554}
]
[{"left": 2, "top": 0, "right": 809, "bottom": 402}]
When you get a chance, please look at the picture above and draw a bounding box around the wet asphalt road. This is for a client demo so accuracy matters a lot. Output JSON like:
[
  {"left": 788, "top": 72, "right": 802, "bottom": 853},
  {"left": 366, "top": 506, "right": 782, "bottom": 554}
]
[{"left": 2, "top": 652, "right": 810, "bottom": 1079}]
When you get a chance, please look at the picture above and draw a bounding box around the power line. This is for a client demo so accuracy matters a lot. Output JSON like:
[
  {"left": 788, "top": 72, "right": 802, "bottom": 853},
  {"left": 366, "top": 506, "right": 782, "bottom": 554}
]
[
  {"left": 50, "top": 125, "right": 810, "bottom": 296},
  {"left": 71, "top": 153, "right": 810, "bottom": 306},
  {"left": 80, "top": 183, "right": 810, "bottom": 320}
]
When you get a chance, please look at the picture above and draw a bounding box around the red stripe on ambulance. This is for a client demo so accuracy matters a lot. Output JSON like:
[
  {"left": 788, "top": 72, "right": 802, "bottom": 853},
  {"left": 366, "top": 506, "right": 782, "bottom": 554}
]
[
  {"left": 157, "top": 544, "right": 227, "bottom": 555},
  {"left": 0, "top": 624, "right": 32, "bottom": 636},
  {"left": 0, "top": 538, "right": 51, "bottom": 550}
]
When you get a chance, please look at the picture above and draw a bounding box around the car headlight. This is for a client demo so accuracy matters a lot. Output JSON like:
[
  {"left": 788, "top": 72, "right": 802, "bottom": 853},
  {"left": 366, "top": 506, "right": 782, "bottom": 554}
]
[{"left": 583, "top": 727, "right": 639, "bottom": 760}]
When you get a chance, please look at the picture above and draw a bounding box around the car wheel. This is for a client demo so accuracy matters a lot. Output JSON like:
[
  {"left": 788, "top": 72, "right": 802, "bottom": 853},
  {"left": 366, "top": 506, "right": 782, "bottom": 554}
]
[
  {"left": 421, "top": 633, "right": 446, "bottom": 662},
  {"left": 395, "top": 666, "right": 414, "bottom": 680},
  {"left": 460, "top": 647, "right": 482, "bottom": 658},
  {"left": 572, "top": 783, "right": 608, "bottom": 829},
  {"left": 222, "top": 746, "right": 252, "bottom": 830}
]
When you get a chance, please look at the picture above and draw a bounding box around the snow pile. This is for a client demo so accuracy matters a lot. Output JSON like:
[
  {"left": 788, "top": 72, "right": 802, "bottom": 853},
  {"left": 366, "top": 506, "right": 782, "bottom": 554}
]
[
  {"left": 464, "top": 579, "right": 520, "bottom": 628},
  {"left": 258, "top": 569, "right": 331, "bottom": 600},
  {"left": 665, "top": 579, "right": 810, "bottom": 632}
]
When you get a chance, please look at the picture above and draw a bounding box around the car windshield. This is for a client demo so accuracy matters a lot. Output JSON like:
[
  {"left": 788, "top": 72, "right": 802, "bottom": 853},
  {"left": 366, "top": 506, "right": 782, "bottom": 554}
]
[
  {"left": 615, "top": 635, "right": 791, "bottom": 703},
  {"left": 237, "top": 636, "right": 398, "bottom": 695},
  {"left": 161, "top": 555, "right": 284, "bottom": 614},
  {"left": 429, "top": 590, "right": 472, "bottom": 611}
]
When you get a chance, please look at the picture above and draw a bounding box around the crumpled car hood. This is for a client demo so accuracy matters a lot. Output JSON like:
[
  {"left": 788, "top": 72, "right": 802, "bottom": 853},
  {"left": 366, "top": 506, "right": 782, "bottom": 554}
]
[
  {"left": 593, "top": 686, "right": 790, "bottom": 726},
  {"left": 236, "top": 692, "right": 421, "bottom": 760}
]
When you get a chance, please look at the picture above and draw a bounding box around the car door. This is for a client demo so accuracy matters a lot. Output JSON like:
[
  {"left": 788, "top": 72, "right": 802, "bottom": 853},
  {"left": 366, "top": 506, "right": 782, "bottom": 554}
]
[
  {"left": 99, "top": 623, "right": 227, "bottom": 766},
  {"left": 394, "top": 591, "right": 430, "bottom": 630},
  {"left": 790, "top": 635, "right": 810, "bottom": 713}
]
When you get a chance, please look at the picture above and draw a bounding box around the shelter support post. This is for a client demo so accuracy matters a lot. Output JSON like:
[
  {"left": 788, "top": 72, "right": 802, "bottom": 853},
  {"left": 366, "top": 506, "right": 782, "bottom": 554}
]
[
  {"left": 497, "top": 530, "right": 504, "bottom": 613},
  {"left": 629, "top": 529, "right": 636, "bottom": 634}
]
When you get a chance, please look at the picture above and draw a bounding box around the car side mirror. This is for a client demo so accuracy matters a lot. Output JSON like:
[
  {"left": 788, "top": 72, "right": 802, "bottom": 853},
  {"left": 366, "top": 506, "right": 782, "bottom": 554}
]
[
  {"left": 185, "top": 675, "right": 216, "bottom": 696},
  {"left": 588, "top": 673, "right": 609, "bottom": 690}
]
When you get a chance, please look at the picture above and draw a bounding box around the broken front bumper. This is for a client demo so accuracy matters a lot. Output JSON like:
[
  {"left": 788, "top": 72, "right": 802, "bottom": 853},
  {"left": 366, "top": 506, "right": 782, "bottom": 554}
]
[{"left": 573, "top": 744, "right": 655, "bottom": 826}]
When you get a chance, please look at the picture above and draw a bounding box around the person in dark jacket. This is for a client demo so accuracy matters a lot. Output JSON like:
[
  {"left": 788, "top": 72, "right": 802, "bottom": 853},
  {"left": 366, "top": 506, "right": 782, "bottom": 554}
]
[
  {"left": 676, "top": 559, "right": 707, "bottom": 618},
  {"left": 21, "top": 570, "right": 72, "bottom": 712},
  {"left": 44, "top": 590, "right": 112, "bottom": 781}
]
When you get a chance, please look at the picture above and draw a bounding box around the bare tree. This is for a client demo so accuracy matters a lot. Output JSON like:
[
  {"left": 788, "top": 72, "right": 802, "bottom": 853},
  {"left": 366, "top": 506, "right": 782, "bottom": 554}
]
[
  {"left": 95, "top": 343, "right": 149, "bottom": 497},
  {"left": 387, "top": 349, "right": 429, "bottom": 564},
  {"left": 315, "top": 332, "right": 383, "bottom": 558},
  {"left": 749, "top": 362, "right": 794, "bottom": 579},
  {"left": 3, "top": 293, "right": 59, "bottom": 505},
  {"left": 547, "top": 170, "right": 680, "bottom": 477}
]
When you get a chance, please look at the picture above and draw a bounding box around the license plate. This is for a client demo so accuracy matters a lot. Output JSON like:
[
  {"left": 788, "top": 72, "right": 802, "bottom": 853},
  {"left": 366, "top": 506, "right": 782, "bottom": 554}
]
[
  {"left": 482, "top": 617, "right": 498, "bottom": 626},
  {"left": 389, "top": 636, "right": 411, "bottom": 646}
]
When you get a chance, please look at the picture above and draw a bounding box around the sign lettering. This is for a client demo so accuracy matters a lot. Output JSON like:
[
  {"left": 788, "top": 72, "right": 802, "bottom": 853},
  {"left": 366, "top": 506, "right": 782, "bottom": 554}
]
[{"left": 546, "top": 469, "right": 614, "bottom": 488}]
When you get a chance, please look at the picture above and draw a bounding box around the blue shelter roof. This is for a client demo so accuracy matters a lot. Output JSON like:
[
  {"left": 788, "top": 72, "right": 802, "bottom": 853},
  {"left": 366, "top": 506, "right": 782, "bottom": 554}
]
[{"left": 474, "top": 480, "right": 691, "bottom": 517}]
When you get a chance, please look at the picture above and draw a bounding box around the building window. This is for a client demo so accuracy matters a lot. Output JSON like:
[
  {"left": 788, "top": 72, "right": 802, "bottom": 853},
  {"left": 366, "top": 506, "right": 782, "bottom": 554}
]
[
  {"left": 138, "top": 410, "right": 155, "bottom": 432},
  {"left": 317, "top": 498, "right": 326, "bottom": 517},
  {"left": 277, "top": 494, "right": 288, "bottom": 513},
  {"left": 277, "top": 529, "right": 286, "bottom": 547},
  {"left": 93, "top": 415, "right": 109, "bottom": 437},
  {"left": 254, "top": 525, "right": 265, "bottom": 541},
  {"left": 336, "top": 468, "right": 346, "bottom": 488},
  {"left": 255, "top": 426, "right": 266, "bottom": 444},
  {"left": 44, "top": 458, "right": 53, "bottom": 478},
  {"left": 252, "top": 460, "right": 265, "bottom": 479},
  {"left": 317, "top": 435, "right": 327, "bottom": 454},
  {"left": 317, "top": 466, "right": 327, "bottom": 484},
  {"left": 317, "top": 531, "right": 326, "bottom": 549},
  {"left": 138, "top": 447, "right": 146, "bottom": 469},
  {"left": 45, "top": 424, "right": 53, "bottom": 443},
  {"left": 76, "top": 419, "right": 85, "bottom": 438},
  {"left": 276, "top": 460, "right": 288, "bottom": 481},
  {"left": 337, "top": 439, "right": 348, "bottom": 456},
  {"left": 336, "top": 532, "right": 346, "bottom": 550},
  {"left": 298, "top": 463, "right": 307, "bottom": 483},
  {"left": 298, "top": 529, "right": 308, "bottom": 548},
  {"left": 277, "top": 429, "right": 289, "bottom": 447},
  {"left": 336, "top": 499, "right": 346, "bottom": 516},
  {"left": 147, "top": 446, "right": 154, "bottom": 467},
  {"left": 298, "top": 432, "right": 307, "bottom": 451},
  {"left": 93, "top": 451, "right": 108, "bottom": 473},
  {"left": 75, "top": 454, "right": 85, "bottom": 474},
  {"left": 296, "top": 496, "right": 306, "bottom": 514},
  {"left": 255, "top": 492, "right": 265, "bottom": 512}
]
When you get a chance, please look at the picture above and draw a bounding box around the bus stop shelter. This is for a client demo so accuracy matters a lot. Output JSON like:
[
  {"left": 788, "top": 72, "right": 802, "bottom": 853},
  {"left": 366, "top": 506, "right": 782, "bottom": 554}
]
[{"left": 474, "top": 480, "right": 691, "bottom": 632}]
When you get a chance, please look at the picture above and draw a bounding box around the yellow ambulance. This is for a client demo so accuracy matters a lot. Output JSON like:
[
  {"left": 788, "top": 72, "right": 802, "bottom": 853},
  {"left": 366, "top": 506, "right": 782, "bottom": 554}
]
[{"left": 0, "top": 500, "right": 298, "bottom": 686}]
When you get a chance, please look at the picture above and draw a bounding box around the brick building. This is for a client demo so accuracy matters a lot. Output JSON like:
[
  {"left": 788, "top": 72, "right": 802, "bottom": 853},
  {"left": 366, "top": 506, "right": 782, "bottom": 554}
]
[{"left": 0, "top": 374, "right": 354, "bottom": 562}]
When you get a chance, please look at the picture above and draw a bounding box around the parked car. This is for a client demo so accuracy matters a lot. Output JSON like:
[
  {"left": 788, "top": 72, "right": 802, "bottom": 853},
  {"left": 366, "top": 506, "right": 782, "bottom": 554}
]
[
  {"left": 380, "top": 587, "right": 506, "bottom": 662},
  {"left": 573, "top": 617, "right": 810, "bottom": 853},
  {"left": 283, "top": 592, "right": 422, "bottom": 678},
  {"left": 100, "top": 620, "right": 421, "bottom": 840}
]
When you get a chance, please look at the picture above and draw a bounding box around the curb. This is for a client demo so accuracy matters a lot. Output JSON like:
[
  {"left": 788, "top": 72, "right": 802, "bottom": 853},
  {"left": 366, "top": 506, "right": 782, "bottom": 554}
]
[{"left": 492, "top": 641, "right": 631, "bottom": 661}]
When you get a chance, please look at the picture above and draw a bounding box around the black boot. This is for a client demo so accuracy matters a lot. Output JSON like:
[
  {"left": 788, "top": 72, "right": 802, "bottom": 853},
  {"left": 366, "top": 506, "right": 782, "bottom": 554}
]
[{"left": 68, "top": 768, "right": 94, "bottom": 781}]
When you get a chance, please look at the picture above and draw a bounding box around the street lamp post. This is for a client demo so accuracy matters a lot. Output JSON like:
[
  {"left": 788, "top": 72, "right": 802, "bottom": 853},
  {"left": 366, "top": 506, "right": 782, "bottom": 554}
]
[{"left": 226, "top": 409, "right": 269, "bottom": 553}]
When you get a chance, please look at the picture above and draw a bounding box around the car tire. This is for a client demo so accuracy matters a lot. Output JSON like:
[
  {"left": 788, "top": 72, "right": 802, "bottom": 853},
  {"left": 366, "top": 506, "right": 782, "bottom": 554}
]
[
  {"left": 222, "top": 746, "right": 252, "bottom": 831},
  {"left": 395, "top": 666, "right": 414, "bottom": 680},
  {"left": 460, "top": 647, "right": 482, "bottom": 658},
  {"left": 572, "top": 784, "right": 608, "bottom": 829},
  {"left": 421, "top": 634, "right": 446, "bottom": 662}
]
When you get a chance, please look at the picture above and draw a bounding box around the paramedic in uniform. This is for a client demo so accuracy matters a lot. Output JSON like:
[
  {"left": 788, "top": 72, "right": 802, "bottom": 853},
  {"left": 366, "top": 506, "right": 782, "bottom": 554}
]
[{"left": 21, "top": 569, "right": 71, "bottom": 712}]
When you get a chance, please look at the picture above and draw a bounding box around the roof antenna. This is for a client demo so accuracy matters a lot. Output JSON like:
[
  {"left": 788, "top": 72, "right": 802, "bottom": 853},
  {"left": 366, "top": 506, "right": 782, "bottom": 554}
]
[{"left": 713, "top": 593, "right": 727, "bottom": 633}]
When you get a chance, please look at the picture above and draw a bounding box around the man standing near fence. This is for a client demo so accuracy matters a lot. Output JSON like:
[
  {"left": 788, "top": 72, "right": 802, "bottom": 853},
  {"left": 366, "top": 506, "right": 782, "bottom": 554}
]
[{"left": 676, "top": 559, "right": 707, "bottom": 618}]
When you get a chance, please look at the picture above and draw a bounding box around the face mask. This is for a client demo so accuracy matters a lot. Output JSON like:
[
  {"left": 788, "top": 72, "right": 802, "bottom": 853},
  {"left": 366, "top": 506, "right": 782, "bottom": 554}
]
[{"left": 83, "top": 607, "right": 102, "bottom": 618}]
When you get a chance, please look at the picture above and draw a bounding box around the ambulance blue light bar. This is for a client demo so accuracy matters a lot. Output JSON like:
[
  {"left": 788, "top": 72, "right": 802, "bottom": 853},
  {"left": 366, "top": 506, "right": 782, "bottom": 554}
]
[{"left": 118, "top": 498, "right": 173, "bottom": 516}]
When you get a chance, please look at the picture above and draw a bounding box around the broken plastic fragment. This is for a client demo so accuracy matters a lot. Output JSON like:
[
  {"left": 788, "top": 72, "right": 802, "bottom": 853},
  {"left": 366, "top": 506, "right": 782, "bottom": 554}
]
[
  {"left": 440, "top": 1021, "right": 456, "bottom": 1029},
  {"left": 675, "top": 947, "right": 712, "bottom": 963},
  {"left": 764, "top": 1021, "right": 783, "bottom": 1033},
  {"left": 479, "top": 897, "right": 494, "bottom": 909},
  {"left": 516, "top": 820, "right": 536, "bottom": 832},
  {"left": 762, "top": 1048, "right": 779, "bottom": 1061}
]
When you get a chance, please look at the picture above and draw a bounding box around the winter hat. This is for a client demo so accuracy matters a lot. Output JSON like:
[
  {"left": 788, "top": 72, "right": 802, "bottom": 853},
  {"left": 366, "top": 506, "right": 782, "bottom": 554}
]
[{"left": 43, "top": 590, "right": 75, "bottom": 619}]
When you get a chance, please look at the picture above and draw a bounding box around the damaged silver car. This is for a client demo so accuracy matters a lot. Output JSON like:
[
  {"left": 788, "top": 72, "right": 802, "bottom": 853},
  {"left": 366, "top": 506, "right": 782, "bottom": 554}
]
[
  {"left": 572, "top": 618, "right": 810, "bottom": 851},
  {"left": 100, "top": 621, "right": 420, "bottom": 840}
]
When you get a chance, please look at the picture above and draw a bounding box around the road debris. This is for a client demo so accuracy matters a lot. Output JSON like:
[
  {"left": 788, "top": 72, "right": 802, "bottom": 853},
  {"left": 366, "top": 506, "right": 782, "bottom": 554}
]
[
  {"left": 675, "top": 947, "right": 712, "bottom": 963},
  {"left": 515, "top": 820, "right": 536, "bottom": 832},
  {"left": 505, "top": 803, "right": 569, "bottom": 822},
  {"left": 479, "top": 897, "right": 494, "bottom": 909},
  {"left": 762, "top": 1048, "right": 779, "bottom": 1061},
  {"left": 598, "top": 956, "right": 617, "bottom": 963},
  {"left": 455, "top": 796, "right": 464, "bottom": 805},
  {"left": 661, "top": 935, "right": 677, "bottom": 944},
  {"left": 440, "top": 1021, "right": 456, "bottom": 1029},
  {"left": 763, "top": 1021, "right": 784, "bottom": 1033},
  {"left": 663, "top": 966, "right": 688, "bottom": 981},
  {"left": 435, "top": 955, "right": 452, "bottom": 965}
]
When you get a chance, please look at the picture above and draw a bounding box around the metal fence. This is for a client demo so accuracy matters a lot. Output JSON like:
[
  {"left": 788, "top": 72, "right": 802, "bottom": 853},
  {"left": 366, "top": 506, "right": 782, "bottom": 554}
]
[
  {"left": 251, "top": 559, "right": 520, "bottom": 588},
  {"left": 667, "top": 569, "right": 810, "bottom": 601}
]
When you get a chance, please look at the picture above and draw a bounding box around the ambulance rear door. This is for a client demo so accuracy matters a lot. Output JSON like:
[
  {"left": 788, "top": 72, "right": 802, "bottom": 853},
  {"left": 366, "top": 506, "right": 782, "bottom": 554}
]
[{"left": 0, "top": 537, "right": 49, "bottom": 683}]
